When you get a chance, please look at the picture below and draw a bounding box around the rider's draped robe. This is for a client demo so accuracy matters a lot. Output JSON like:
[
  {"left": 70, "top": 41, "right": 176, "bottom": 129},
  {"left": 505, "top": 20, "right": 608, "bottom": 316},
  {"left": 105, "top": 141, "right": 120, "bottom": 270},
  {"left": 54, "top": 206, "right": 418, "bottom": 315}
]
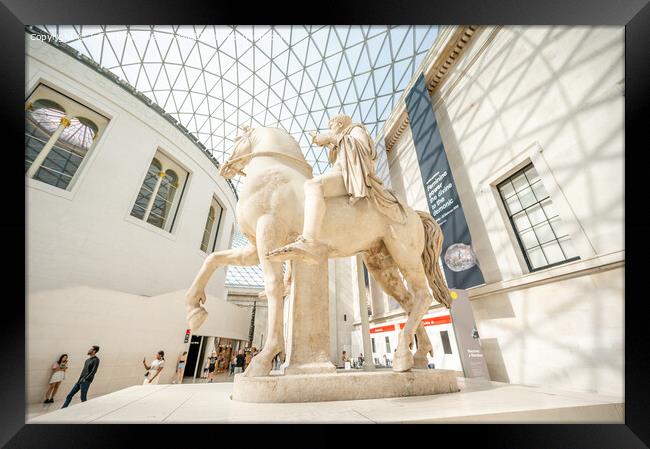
[{"left": 330, "top": 123, "right": 408, "bottom": 224}]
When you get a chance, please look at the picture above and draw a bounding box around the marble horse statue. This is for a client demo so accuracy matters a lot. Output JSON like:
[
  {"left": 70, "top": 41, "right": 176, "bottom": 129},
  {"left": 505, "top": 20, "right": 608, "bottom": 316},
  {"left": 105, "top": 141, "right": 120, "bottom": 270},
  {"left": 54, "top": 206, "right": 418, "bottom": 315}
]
[{"left": 184, "top": 116, "right": 451, "bottom": 377}]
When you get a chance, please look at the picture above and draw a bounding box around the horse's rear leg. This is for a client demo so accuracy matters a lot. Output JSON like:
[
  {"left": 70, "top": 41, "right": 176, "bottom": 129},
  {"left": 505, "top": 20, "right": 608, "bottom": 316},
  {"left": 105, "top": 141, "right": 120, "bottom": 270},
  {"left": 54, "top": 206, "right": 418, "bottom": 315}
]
[
  {"left": 185, "top": 245, "right": 259, "bottom": 331},
  {"left": 381, "top": 238, "right": 434, "bottom": 372},
  {"left": 244, "top": 215, "right": 288, "bottom": 377},
  {"left": 363, "top": 249, "right": 434, "bottom": 369}
]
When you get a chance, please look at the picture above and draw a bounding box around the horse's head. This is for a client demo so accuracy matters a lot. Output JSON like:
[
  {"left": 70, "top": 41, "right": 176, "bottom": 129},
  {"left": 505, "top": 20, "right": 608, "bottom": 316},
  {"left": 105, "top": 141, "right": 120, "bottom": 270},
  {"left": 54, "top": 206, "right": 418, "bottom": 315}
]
[{"left": 219, "top": 125, "right": 255, "bottom": 179}]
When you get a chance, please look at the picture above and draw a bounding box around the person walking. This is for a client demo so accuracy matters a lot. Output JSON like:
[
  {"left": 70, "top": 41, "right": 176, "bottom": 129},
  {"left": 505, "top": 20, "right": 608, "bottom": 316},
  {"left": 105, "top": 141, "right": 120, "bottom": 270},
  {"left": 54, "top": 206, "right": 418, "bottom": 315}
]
[
  {"left": 61, "top": 346, "right": 100, "bottom": 408},
  {"left": 143, "top": 351, "right": 165, "bottom": 385},
  {"left": 44, "top": 354, "right": 68, "bottom": 403},
  {"left": 172, "top": 351, "right": 187, "bottom": 384}
]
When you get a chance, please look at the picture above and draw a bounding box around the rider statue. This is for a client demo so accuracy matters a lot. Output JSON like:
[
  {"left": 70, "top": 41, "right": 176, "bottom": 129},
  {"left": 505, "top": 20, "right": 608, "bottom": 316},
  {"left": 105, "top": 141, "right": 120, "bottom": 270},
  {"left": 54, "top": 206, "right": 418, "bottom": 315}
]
[{"left": 267, "top": 113, "right": 408, "bottom": 263}]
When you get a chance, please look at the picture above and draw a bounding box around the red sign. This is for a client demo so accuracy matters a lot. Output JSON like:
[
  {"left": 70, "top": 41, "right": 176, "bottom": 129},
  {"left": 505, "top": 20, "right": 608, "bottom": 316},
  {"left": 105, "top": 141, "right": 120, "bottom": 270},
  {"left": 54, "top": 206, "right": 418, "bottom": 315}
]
[
  {"left": 185, "top": 329, "right": 191, "bottom": 335},
  {"left": 370, "top": 324, "right": 396, "bottom": 334},
  {"left": 398, "top": 315, "right": 451, "bottom": 329}
]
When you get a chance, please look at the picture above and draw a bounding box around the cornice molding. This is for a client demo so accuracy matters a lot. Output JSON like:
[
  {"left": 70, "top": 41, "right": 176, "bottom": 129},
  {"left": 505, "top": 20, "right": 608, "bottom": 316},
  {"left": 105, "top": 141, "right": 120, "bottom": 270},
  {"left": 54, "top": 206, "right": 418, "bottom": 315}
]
[{"left": 384, "top": 25, "right": 480, "bottom": 152}]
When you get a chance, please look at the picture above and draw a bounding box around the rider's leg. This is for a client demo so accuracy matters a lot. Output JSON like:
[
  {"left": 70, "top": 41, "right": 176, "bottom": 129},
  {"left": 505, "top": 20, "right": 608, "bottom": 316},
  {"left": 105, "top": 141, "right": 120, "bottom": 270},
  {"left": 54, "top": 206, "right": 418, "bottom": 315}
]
[
  {"left": 302, "top": 170, "right": 346, "bottom": 240},
  {"left": 266, "top": 171, "right": 346, "bottom": 262}
]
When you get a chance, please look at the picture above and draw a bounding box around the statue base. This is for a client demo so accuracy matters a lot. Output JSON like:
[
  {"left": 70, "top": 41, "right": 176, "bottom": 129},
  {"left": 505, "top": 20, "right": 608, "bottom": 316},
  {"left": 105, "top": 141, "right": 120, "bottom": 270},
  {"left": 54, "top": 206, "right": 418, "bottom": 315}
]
[{"left": 231, "top": 369, "right": 459, "bottom": 403}]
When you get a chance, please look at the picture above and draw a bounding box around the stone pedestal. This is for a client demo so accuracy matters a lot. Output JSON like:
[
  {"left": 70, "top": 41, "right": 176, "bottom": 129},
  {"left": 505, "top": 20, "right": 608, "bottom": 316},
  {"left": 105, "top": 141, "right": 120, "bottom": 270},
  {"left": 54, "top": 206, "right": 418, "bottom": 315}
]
[
  {"left": 231, "top": 369, "right": 460, "bottom": 403},
  {"left": 283, "top": 255, "right": 336, "bottom": 375}
]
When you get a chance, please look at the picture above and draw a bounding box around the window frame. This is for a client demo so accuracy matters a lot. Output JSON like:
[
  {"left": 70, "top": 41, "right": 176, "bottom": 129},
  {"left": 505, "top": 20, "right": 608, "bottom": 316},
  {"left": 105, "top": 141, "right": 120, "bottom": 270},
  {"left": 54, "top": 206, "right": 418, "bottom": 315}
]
[
  {"left": 496, "top": 163, "right": 580, "bottom": 272},
  {"left": 200, "top": 195, "right": 226, "bottom": 254},
  {"left": 129, "top": 148, "right": 190, "bottom": 234},
  {"left": 25, "top": 82, "right": 110, "bottom": 193}
]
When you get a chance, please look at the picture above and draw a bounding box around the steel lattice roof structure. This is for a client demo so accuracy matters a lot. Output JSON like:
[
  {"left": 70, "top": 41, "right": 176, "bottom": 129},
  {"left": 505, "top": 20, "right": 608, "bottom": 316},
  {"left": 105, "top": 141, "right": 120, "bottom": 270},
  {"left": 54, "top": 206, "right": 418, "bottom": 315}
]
[{"left": 37, "top": 25, "right": 439, "bottom": 288}]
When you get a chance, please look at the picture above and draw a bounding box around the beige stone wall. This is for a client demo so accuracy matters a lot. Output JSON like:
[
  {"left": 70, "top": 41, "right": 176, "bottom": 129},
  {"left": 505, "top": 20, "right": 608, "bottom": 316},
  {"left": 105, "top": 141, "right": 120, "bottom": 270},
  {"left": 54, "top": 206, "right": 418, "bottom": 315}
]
[
  {"left": 25, "top": 37, "right": 252, "bottom": 405},
  {"left": 27, "top": 287, "right": 251, "bottom": 404},
  {"left": 383, "top": 26, "right": 624, "bottom": 396}
]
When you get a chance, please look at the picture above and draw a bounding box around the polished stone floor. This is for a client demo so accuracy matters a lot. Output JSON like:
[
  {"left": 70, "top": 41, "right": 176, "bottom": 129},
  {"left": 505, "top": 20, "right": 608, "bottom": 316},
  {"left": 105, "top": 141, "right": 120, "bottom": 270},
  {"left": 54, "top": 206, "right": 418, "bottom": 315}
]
[{"left": 28, "top": 376, "right": 623, "bottom": 424}]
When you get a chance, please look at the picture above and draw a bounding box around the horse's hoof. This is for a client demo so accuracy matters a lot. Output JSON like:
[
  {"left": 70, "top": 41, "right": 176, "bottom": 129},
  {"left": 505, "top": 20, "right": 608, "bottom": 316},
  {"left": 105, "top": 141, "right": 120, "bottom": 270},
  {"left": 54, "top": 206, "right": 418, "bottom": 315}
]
[
  {"left": 187, "top": 307, "right": 208, "bottom": 331},
  {"left": 413, "top": 353, "right": 429, "bottom": 369},
  {"left": 244, "top": 358, "right": 272, "bottom": 377},
  {"left": 392, "top": 351, "right": 414, "bottom": 372}
]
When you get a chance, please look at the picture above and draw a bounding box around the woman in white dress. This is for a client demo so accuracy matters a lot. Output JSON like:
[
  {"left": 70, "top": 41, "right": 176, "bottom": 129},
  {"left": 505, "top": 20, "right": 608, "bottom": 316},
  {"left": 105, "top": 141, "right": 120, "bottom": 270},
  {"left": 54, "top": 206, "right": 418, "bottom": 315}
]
[
  {"left": 44, "top": 354, "right": 68, "bottom": 403},
  {"left": 142, "top": 351, "right": 165, "bottom": 385}
]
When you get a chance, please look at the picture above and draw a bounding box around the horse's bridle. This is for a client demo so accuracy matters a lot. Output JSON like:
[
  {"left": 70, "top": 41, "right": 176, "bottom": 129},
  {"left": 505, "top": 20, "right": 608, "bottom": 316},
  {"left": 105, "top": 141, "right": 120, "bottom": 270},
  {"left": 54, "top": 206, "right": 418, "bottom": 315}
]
[{"left": 222, "top": 133, "right": 313, "bottom": 177}]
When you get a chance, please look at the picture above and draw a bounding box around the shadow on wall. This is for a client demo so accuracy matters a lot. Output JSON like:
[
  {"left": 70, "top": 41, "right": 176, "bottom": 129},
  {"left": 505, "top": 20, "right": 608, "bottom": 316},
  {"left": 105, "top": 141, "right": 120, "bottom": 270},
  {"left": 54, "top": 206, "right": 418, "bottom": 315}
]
[{"left": 480, "top": 338, "right": 510, "bottom": 383}]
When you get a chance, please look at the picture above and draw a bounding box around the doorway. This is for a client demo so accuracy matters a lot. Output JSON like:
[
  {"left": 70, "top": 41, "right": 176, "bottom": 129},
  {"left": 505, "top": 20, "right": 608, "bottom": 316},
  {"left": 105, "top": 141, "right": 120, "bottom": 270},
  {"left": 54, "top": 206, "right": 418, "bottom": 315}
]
[{"left": 183, "top": 335, "right": 202, "bottom": 378}]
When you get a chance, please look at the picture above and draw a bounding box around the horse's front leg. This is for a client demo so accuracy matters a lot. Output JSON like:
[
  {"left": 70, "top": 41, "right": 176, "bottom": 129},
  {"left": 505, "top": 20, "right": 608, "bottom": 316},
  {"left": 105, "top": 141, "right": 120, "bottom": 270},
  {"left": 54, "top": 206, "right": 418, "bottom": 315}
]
[
  {"left": 244, "top": 215, "right": 289, "bottom": 377},
  {"left": 185, "top": 245, "right": 259, "bottom": 331}
]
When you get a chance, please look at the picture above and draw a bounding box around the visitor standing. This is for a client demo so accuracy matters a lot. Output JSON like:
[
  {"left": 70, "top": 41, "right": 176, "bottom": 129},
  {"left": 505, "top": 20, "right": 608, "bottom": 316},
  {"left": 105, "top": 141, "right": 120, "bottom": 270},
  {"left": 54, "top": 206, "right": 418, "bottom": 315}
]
[
  {"left": 44, "top": 354, "right": 68, "bottom": 403},
  {"left": 229, "top": 353, "right": 237, "bottom": 376},
  {"left": 61, "top": 346, "right": 100, "bottom": 408},
  {"left": 172, "top": 351, "right": 187, "bottom": 384},
  {"left": 207, "top": 351, "right": 217, "bottom": 382},
  {"left": 234, "top": 349, "right": 246, "bottom": 374},
  {"left": 143, "top": 351, "right": 165, "bottom": 385}
]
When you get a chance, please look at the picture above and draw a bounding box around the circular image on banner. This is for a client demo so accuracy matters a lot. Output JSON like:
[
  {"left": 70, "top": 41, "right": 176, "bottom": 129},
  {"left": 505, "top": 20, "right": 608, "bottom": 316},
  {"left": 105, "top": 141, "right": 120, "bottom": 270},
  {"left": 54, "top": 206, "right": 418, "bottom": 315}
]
[{"left": 444, "top": 243, "right": 477, "bottom": 272}]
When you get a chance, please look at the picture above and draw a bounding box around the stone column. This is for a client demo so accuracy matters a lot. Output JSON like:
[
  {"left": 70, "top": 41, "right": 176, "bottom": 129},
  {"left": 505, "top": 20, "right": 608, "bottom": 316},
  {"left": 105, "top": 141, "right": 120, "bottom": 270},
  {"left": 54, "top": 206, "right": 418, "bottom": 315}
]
[
  {"left": 26, "top": 116, "right": 71, "bottom": 179},
  {"left": 354, "top": 254, "right": 375, "bottom": 371},
  {"left": 283, "top": 255, "right": 336, "bottom": 375}
]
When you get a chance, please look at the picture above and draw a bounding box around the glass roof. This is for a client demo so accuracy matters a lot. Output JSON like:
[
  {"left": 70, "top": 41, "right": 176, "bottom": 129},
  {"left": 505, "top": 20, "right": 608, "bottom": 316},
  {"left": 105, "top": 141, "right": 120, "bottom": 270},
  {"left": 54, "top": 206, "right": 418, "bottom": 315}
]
[{"left": 37, "top": 25, "right": 439, "bottom": 289}]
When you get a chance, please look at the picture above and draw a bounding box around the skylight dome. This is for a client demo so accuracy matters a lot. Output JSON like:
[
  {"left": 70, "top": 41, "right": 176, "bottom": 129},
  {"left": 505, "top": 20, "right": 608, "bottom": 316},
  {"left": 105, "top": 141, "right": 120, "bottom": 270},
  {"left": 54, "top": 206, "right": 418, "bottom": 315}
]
[{"left": 38, "top": 25, "right": 439, "bottom": 288}]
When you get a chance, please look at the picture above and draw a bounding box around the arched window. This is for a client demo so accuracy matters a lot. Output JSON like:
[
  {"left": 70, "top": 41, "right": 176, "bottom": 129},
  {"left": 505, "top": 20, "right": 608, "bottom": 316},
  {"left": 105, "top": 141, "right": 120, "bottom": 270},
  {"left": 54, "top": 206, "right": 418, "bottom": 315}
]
[
  {"left": 25, "top": 84, "right": 107, "bottom": 190},
  {"left": 130, "top": 158, "right": 162, "bottom": 220},
  {"left": 200, "top": 197, "right": 224, "bottom": 253},
  {"left": 130, "top": 152, "right": 188, "bottom": 233},
  {"left": 147, "top": 169, "right": 178, "bottom": 229},
  {"left": 25, "top": 99, "right": 65, "bottom": 171},
  {"left": 200, "top": 206, "right": 216, "bottom": 253}
]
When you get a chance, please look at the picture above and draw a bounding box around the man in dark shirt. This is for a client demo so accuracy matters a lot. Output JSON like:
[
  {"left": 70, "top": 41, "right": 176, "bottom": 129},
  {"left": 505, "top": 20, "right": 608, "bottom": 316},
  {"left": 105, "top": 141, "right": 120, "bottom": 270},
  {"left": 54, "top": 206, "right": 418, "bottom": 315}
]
[
  {"left": 61, "top": 345, "right": 100, "bottom": 408},
  {"left": 234, "top": 349, "right": 246, "bottom": 374}
]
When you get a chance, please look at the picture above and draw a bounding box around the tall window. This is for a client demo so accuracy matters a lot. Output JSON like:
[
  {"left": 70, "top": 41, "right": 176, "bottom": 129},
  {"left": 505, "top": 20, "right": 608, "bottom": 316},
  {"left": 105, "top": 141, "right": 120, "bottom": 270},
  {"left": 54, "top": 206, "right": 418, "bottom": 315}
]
[
  {"left": 25, "top": 84, "right": 108, "bottom": 190},
  {"left": 371, "top": 338, "right": 376, "bottom": 353},
  {"left": 131, "top": 151, "right": 188, "bottom": 232},
  {"left": 440, "top": 330, "right": 453, "bottom": 354},
  {"left": 200, "top": 197, "right": 225, "bottom": 253},
  {"left": 497, "top": 164, "right": 579, "bottom": 271},
  {"left": 385, "top": 336, "right": 391, "bottom": 353}
]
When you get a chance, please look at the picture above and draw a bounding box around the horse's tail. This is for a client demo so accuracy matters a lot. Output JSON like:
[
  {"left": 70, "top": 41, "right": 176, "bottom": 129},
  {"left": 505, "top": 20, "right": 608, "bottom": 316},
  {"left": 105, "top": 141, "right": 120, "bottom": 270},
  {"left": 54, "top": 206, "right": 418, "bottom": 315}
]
[{"left": 417, "top": 210, "right": 452, "bottom": 309}]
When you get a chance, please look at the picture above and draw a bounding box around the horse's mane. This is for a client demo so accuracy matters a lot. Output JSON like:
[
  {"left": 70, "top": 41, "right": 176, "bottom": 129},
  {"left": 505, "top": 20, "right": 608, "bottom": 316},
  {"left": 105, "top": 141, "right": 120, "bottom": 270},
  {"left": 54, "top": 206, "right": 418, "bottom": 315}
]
[{"left": 251, "top": 126, "right": 303, "bottom": 158}]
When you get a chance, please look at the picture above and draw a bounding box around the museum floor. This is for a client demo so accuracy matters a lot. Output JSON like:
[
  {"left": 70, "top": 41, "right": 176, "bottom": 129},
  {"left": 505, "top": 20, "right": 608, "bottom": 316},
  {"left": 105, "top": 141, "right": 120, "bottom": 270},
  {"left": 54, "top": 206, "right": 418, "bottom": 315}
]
[{"left": 28, "top": 376, "right": 623, "bottom": 424}]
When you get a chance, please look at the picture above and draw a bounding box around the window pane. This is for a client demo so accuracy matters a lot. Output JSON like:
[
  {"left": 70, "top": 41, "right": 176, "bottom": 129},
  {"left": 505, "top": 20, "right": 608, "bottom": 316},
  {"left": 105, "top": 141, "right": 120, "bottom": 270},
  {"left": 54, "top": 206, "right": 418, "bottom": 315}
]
[
  {"left": 558, "top": 236, "right": 579, "bottom": 259},
  {"left": 541, "top": 241, "right": 565, "bottom": 264},
  {"left": 533, "top": 222, "right": 556, "bottom": 244},
  {"left": 524, "top": 165, "right": 540, "bottom": 184},
  {"left": 498, "top": 181, "right": 515, "bottom": 198},
  {"left": 512, "top": 211, "right": 532, "bottom": 232},
  {"left": 505, "top": 195, "right": 523, "bottom": 215},
  {"left": 540, "top": 199, "right": 558, "bottom": 219},
  {"left": 526, "top": 204, "right": 546, "bottom": 226},
  {"left": 549, "top": 216, "right": 568, "bottom": 238},
  {"left": 526, "top": 246, "right": 547, "bottom": 269},
  {"left": 511, "top": 173, "right": 528, "bottom": 192},
  {"left": 520, "top": 229, "right": 539, "bottom": 249},
  {"left": 518, "top": 186, "right": 536, "bottom": 209},
  {"left": 531, "top": 180, "right": 549, "bottom": 201},
  {"left": 34, "top": 166, "right": 72, "bottom": 189}
]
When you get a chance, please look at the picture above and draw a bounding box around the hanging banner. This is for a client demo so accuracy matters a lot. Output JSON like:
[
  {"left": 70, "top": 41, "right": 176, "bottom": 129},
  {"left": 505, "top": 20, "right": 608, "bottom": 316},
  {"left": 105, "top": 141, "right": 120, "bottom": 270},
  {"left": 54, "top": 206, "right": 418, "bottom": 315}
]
[{"left": 404, "top": 73, "right": 485, "bottom": 290}]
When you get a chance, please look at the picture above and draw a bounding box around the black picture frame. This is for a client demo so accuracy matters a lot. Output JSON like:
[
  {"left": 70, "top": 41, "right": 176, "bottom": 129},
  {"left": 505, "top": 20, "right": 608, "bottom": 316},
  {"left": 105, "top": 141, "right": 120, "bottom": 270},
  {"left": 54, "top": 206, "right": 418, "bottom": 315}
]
[{"left": 2, "top": 0, "right": 648, "bottom": 446}]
